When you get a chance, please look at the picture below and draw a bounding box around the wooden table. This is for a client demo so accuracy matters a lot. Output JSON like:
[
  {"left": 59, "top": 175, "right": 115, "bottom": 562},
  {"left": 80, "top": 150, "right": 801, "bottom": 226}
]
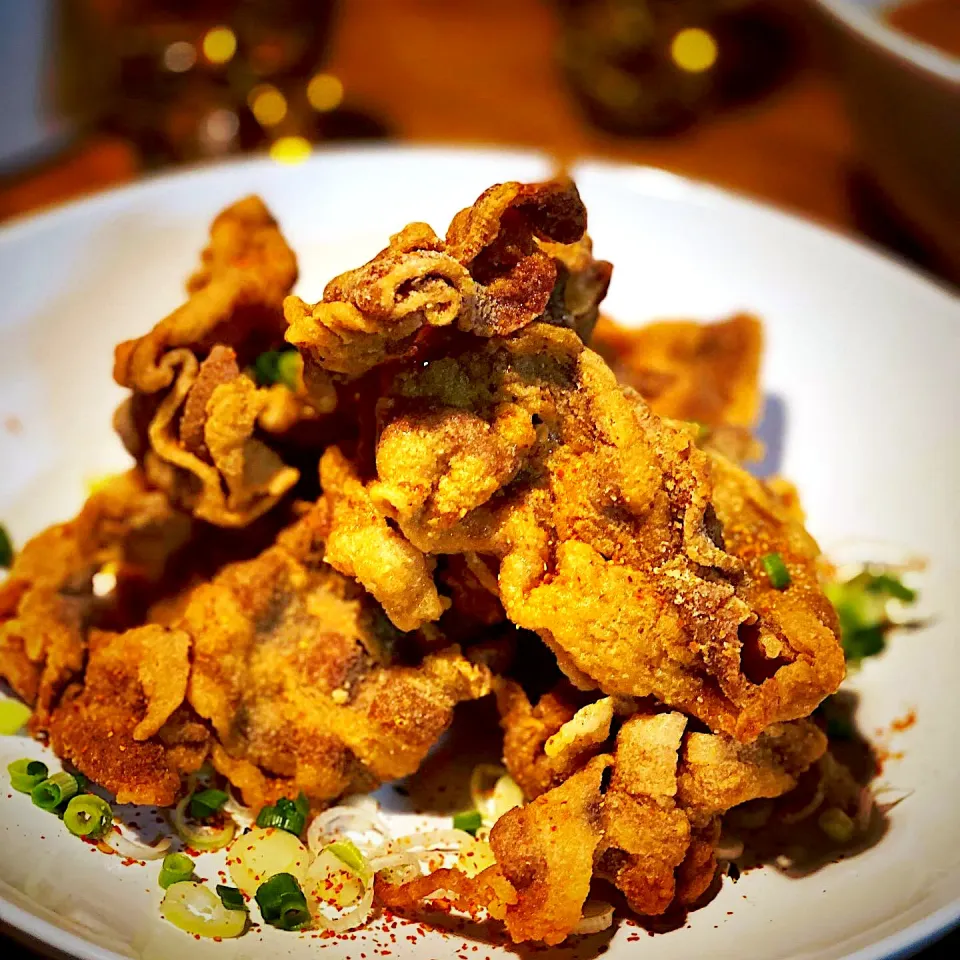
[{"left": 0, "top": 0, "right": 956, "bottom": 956}]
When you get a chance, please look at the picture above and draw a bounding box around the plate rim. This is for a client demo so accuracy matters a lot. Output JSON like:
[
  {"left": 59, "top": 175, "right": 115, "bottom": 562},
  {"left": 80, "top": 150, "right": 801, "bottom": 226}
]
[
  {"left": 0, "top": 142, "right": 957, "bottom": 960},
  {"left": 0, "top": 142, "right": 957, "bottom": 307}
]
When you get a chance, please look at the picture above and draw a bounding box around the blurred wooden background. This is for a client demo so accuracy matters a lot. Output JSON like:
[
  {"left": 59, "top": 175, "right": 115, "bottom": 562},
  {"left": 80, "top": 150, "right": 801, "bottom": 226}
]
[{"left": 0, "top": 0, "right": 933, "bottom": 277}]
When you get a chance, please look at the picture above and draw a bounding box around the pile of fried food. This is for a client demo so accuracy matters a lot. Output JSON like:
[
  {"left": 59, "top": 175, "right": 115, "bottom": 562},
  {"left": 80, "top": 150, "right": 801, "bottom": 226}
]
[{"left": 1, "top": 178, "right": 863, "bottom": 945}]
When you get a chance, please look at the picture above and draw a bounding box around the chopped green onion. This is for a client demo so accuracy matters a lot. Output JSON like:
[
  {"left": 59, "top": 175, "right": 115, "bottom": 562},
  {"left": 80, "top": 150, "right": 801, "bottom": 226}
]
[
  {"left": 864, "top": 573, "right": 916, "bottom": 603},
  {"left": 825, "top": 712, "right": 854, "bottom": 741},
  {"left": 761, "top": 553, "right": 791, "bottom": 590},
  {"left": 72, "top": 771, "right": 89, "bottom": 792},
  {"left": 842, "top": 625, "right": 886, "bottom": 662},
  {"left": 253, "top": 349, "right": 300, "bottom": 390},
  {"left": 189, "top": 788, "right": 228, "bottom": 820},
  {"left": 63, "top": 794, "right": 113, "bottom": 838},
  {"left": 818, "top": 807, "right": 855, "bottom": 844},
  {"left": 255, "top": 872, "right": 310, "bottom": 930},
  {"left": 327, "top": 839, "right": 369, "bottom": 877},
  {"left": 172, "top": 792, "right": 235, "bottom": 851},
  {"left": 453, "top": 810, "right": 483, "bottom": 836},
  {"left": 0, "top": 524, "right": 13, "bottom": 568},
  {"left": 255, "top": 794, "right": 307, "bottom": 836},
  {"left": 161, "top": 881, "right": 247, "bottom": 938},
  {"left": 216, "top": 884, "right": 247, "bottom": 912},
  {"left": 32, "top": 772, "right": 78, "bottom": 812},
  {"left": 8, "top": 759, "right": 48, "bottom": 794},
  {"left": 825, "top": 569, "right": 919, "bottom": 665},
  {"left": 0, "top": 700, "right": 31, "bottom": 735},
  {"left": 159, "top": 852, "right": 195, "bottom": 889}
]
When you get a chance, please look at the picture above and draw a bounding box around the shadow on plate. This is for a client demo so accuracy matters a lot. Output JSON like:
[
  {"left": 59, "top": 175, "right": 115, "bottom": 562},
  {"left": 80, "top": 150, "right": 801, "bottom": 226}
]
[{"left": 751, "top": 392, "right": 787, "bottom": 478}]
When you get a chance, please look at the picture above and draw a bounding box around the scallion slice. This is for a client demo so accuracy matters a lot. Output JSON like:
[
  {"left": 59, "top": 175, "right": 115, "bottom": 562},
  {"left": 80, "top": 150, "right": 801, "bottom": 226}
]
[
  {"left": 0, "top": 700, "right": 31, "bottom": 735},
  {"left": 818, "top": 807, "right": 855, "bottom": 844},
  {"left": 8, "top": 759, "right": 48, "bottom": 794},
  {"left": 32, "top": 772, "right": 78, "bottom": 812},
  {"left": 255, "top": 872, "right": 310, "bottom": 930},
  {"left": 326, "top": 839, "right": 369, "bottom": 878},
  {"left": 452, "top": 810, "right": 483, "bottom": 836},
  {"left": 189, "top": 788, "right": 228, "bottom": 820},
  {"left": 159, "top": 852, "right": 195, "bottom": 889},
  {"left": 63, "top": 794, "right": 113, "bottom": 838},
  {"left": 761, "top": 552, "right": 791, "bottom": 590},
  {"left": 216, "top": 884, "right": 247, "bottom": 912},
  {"left": 255, "top": 793, "right": 307, "bottom": 836},
  {"left": 253, "top": 349, "right": 300, "bottom": 390},
  {"left": 0, "top": 524, "right": 13, "bottom": 568}
]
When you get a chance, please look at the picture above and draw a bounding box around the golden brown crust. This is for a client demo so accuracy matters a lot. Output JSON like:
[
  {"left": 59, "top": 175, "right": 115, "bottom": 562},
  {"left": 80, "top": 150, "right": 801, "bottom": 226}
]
[
  {"left": 112, "top": 197, "right": 310, "bottom": 527},
  {"left": 598, "top": 713, "right": 691, "bottom": 916},
  {"left": 0, "top": 471, "right": 193, "bottom": 728},
  {"left": 496, "top": 679, "right": 600, "bottom": 799},
  {"left": 591, "top": 313, "right": 764, "bottom": 429},
  {"left": 114, "top": 197, "right": 296, "bottom": 394},
  {"left": 284, "top": 178, "right": 611, "bottom": 380},
  {"left": 183, "top": 511, "right": 490, "bottom": 809},
  {"left": 490, "top": 755, "right": 611, "bottom": 945},
  {"left": 320, "top": 447, "right": 447, "bottom": 632},
  {"left": 48, "top": 626, "right": 207, "bottom": 806},
  {"left": 368, "top": 323, "right": 843, "bottom": 741}
]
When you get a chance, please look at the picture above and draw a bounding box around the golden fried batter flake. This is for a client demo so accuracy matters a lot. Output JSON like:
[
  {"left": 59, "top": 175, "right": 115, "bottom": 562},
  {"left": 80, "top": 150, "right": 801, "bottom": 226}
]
[
  {"left": 112, "top": 197, "right": 311, "bottom": 527},
  {"left": 0, "top": 471, "right": 192, "bottom": 728},
  {"left": 49, "top": 625, "right": 207, "bottom": 806},
  {"left": 284, "top": 178, "right": 611, "bottom": 380},
  {"left": 598, "top": 713, "right": 691, "bottom": 916},
  {"left": 591, "top": 313, "right": 763, "bottom": 429},
  {"left": 320, "top": 447, "right": 447, "bottom": 632},
  {"left": 496, "top": 679, "right": 607, "bottom": 800},
  {"left": 114, "top": 197, "right": 296, "bottom": 394},
  {"left": 183, "top": 520, "right": 490, "bottom": 809}
]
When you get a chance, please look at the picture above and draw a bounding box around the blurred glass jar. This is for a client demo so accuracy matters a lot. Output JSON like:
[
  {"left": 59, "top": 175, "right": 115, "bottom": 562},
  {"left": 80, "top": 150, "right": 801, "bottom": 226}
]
[
  {"left": 555, "top": 0, "right": 796, "bottom": 135},
  {"left": 0, "top": 0, "right": 114, "bottom": 173},
  {"left": 87, "top": 0, "right": 339, "bottom": 165}
]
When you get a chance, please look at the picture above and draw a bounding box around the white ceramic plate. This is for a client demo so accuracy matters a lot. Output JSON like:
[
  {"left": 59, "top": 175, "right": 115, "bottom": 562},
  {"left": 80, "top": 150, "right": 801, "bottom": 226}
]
[{"left": 0, "top": 146, "right": 958, "bottom": 960}]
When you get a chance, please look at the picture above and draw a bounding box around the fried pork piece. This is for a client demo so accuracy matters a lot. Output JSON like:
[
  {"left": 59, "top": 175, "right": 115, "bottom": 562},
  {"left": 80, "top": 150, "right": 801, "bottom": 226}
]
[
  {"left": 112, "top": 197, "right": 321, "bottom": 527},
  {"left": 672, "top": 717, "right": 827, "bottom": 903},
  {"left": 284, "top": 178, "right": 612, "bottom": 382},
  {"left": 320, "top": 447, "right": 448, "bottom": 632},
  {"left": 182, "top": 505, "right": 491, "bottom": 809},
  {"left": 597, "top": 713, "right": 691, "bottom": 915},
  {"left": 49, "top": 625, "right": 208, "bottom": 806},
  {"left": 0, "top": 471, "right": 192, "bottom": 729},
  {"left": 591, "top": 313, "right": 763, "bottom": 429},
  {"left": 496, "top": 679, "right": 611, "bottom": 799},
  {"left": 362, "top": 323, "right": 843, "bottom": 741},
  {"left": 376, "top": 756, "right": 610, "bottom": 946},
  {"left": 378, "top": 716, "right": 824, "bottom": 943}
]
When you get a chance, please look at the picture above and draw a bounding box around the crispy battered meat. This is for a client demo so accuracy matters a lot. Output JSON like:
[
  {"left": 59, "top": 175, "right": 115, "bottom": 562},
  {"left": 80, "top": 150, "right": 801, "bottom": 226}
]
[
  {"left": 3, "top": 181, "right": 858, "bottom": 947},
  {"left": 363, "top": 324, "right": 843, "bottom": 741},
  {"left": 320, "top": 447, "right": 448, "bottom": 632},
  {"left": 375, "top": 756, "right": 611, "bottom": 945},
  {"left": 591, "top": 313, "right": 763, "bottom": 429},
  {"left": 114, "top": 197, "right": 296, "bottom": 393},
  {"left": 284, "top": 178, "right": 611, "bottom": 381},
  {"left": 180, "top": 345, "right": 241, "bottom": 458},
  {"left": 183, "top": 507, "right": 491, "bottom": 808},
  {"left": 490, "top": 755, "right": 611, "bottom": 944},
  {"left": 112, "top": 197, "right": 317, "bottom": 527},
  {"left": 0, "top": 471, "right": 192, "bottom": 728},
  {"left": 496, "top": 679, "right": 602, "bottom": 799},
  {"left": 597, "top": 713, "right": 691, "bottom": 916},
  {"left": 49, "top": 625, "right": 207, "bottom": 806}
]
